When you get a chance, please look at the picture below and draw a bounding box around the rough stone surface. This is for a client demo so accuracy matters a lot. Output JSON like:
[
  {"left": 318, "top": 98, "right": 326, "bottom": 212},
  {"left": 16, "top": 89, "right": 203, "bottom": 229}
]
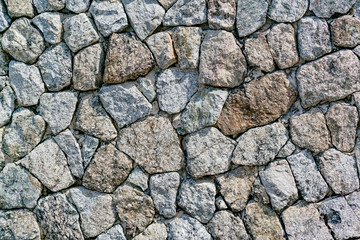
[
  {"left": 33, "top": 0, "right": 65, "bottom": 13},
  {"left": 96, "top": 225, "right": 126, "bottom": 240},
  {"left": 168, "top": 214, "right": 212, "bottom": 240},
  {"left": 268, "top": 0, "right": 308, "bottom": 23},
  {"left": 309, "top": 0, "right": 356, "bottom": 18},
  {"left": 0, "top": 46, "right": 10, "bottom": 76},
  {"left": 331, "top": 15, "right": 360, "bottom": 48},
  {"left": 0, "top": 86, "right": 14, "bottom": 128},
  {"left": 163, "top": 0, "right": 207, "bottom": 26},
  {"left": 236, "top": 0, "right": 268, "bottom": 37},
  {"left": 157, "top": 0, "right": 176, "bottom": 9},
  {"left": 4, "top": 0, "right": 33, "bottom": 18},
  {"left": 277, "top": 140, "right": 296, "bottom": 158},
  {"left": 251, "top": 177, "right": 271, "bottom": 205},
  {"left": 207, "top": 0, "right": 236, "bottom": 30},
  {"left": 81, "top": 135, "right": 99, "bottom": 168},
  {"left": 0, "top": 1, "right": 9, "bottom": 32},
  {"left": 133, "top": 223, "right": 167, "bottom": 240},
  {"left": 66, "top": 0, "right": 89, "bottom": 13},
  {"left": 32, "top": 12, "right": 62, "bottom": 44},
  {"left": 138, "top": 76, "right": 156, "bottom": 105},
  {"left": 146, "top": 32, "right": 176, "bottom": 69},
  {"left": 215, "top": 196, "right": 227, "bottom": 210},
  {"left": 126, "top": 166, "right": 149, "bottom": 191},
  {"left": 345, "top": 191, "right": 360, "bottom": 218}
]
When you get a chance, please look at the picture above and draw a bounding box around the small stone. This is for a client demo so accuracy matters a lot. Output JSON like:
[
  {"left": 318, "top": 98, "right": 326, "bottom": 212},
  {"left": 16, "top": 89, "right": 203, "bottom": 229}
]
[
  {"left": 150, "top": 172, "right": 180, "bottom": 218},
  {"left": 282, "top": 202, "right": 333, "bottom": 240},
  {"left": 184, "top": 127, "right": 235, "bottom": 178},
  {"left": 163, "top": 0, "right": 207, "bottom": 26},
  {"left": 138, "top": 73, "right": 156, "bottom": 102},
  {"left": 126, "top": 166, "right": 149, "bottom": 191},
  {"left": 267, "top": 23, "right": 299, "bottom": 69},
  {"left": 297, "top": 50, "right": 360, "bottom": 108},
  {"left": 309, "top": 0, "right": 356, "bottom": 18},
  {"left": 133, "top": 223, "right": 167, "bottom": 240},
  {"left": 0, "top": 1, "right": 10, "bottom": 32},
  {"left": 232, "top": 122, "right": 288, "bottom": 166},
  {"left": 117, "top": 116, "right": 184, "bottom": 174},
  {"left": 66, "top": 0, "right": 90, "bottom": 13},
  {"left": 236, "top": 0, "right": 268, "bottom": 37},
  {"left": 168, "top": 214, "right": 212, "bottom": 240},
  {"left": 3, "top": 108, "right": 45, "bottom": 159},
  {"left": 277, "top": 141, "right": 295, "bottom": 158},
  {"left": 2, "top": 18, "right": 45, "bottom": 64},
  {"left": 9, "top": 60, "right": 44, "bottom": 107},
  {"left": 259, "top": 160, "right": 298, "bottom": 212},
  {"left": 287, "top": 151, "right": 329, "bottom": 202},
  {"left": 81, "top": 135, "right": 99, "bottom": 168},
  {"left": 326, "top": 103, "right": 358, "bottom": 152},
  {"left": 217, "top": 72, "right": 296, "bottom": 135},
  {"left": 216, "top": 166, "right": 258, "bottom": 212},
  {"left": 244, "top": 202, "right": 285, "bottom": 240},
  {"left": 251, "top": 177, "right": 270, "bottom": 205},
  {"left": 113, "top": 185, "right": 155, "bottom": 237},
  {"left": 38, "top": 91, "right": 78, "bottom": 135},
  {"left": 36, "top": 193, "right": 84, "bottom": 240},
  {"left": 0, "top": 210, "right": 41, "bottom": 240},
  {"left": 173, "top": 87, "right": 228, "bottom": 135},
  {"left": 0, "top": 44, "right": 10, "bottom": 76},
  {"left": 268, "top": 0, "right": 308, "bottom": 23},
  {"left": 63, "top": 13, "right": 99, "bottom": 52},
  {"left": 75, "top": 94, "right": 117, "bottom": 141},
  {"left": 66, "top": 187, "right": 116, "bottom": 238},
  {"left": 0, "top": 86, "right": 14, "bottom": 128},
  {"left": 157, "top": 0, "right": 176, "bottom": 9},
  {"left": 297, "top": 16, "right": 331, "bottom": 61},
  {"left": 331, "top": 15, "right": 360, "bottom": 48},
  {"left": 173, "top": 27, "right": 202, "bottom": 69},
  {"left": 89, "top": 0, "right": 128, "bottom": 37},
  {"left": 82, "top": 144, "right": 132, "bottom": 193},
  {"left": 20, "top": 139, "right": 75, "bottom": 192},
  {"left": 290, "top": 112, "right": 331, "bottom": 153},
  {"left": 99, "top": 83, "right": 152, "bottom": 129},
  {"left": 32, "top": 12, "right": 63, "bottom": 44},
  {"left": 4, "top": 0, "right": 33, "bottom": 17},
  {"left": 96, "top": 225, "right": 126, "bottom": 240},
  {"left": 215, "top": 196, "right": 228, "bottom": 210},
  {"left": 33, "top": 0, "right": 65, "bottom": 13},
  {"left": 345, "top": 191, "right": 360, "bottom": 217},
  {"left": 317, "top": 148, "right": 359, "bottom": 195},
  {"left": 146, "top": 32, "right": 177, "bottom": 69},
  {"left": 207, "top": 0, "right": 236, "bottom": 30},
  {"left": 103, "top": 33, "right": 154, "bottom": 83},
  {"left": 156, "top": 68, "right": 199, "bottom": 114},
  {"left": 0, "top": 163, "right": 42, "bottom": 209}
]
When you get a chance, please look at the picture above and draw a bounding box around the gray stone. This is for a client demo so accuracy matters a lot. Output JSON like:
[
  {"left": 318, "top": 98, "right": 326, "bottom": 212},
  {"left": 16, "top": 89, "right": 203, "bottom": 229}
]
[
  {"left": 163, "top": 0, "right": 207, "bottom": 26},
  {"left": 0, "top": 44, "right": 9, "bottom": 76},
  {"left": 297, "top": 50, "right": 360, "bottom": 108},
  {"left": 66, "top": 0, "right": 89, "bottom": 13},
  {"left": 267, "top": 23, "right": 299, "bottom": 69},
  {"left": 277, "top": 141, "right": 296, "bottom": 158},
  {"left": 331, "top": 15, "right": 360, "bottom": 48},
  {"left": 9, "top": 61, "right": 44, "bottom": 107},
  {"left": 156, "top": 68, "right": 199, "bottom": 114},
  {"left": 207, "top": 0, "right": 236, "bottom": 30},
  {"left": 150, "top": 172, "right": 180, "bottom": 218},
  {"left": 20, "top": 139, "right": 75, "bottom": 192},
  {"left": 138, "top": 73, "right": 156, "bottom": 102},
  {"left": 236, "top": 0, "right": 268, "bottom": 37},
  {"left": 168, "top": 214, "right": 212, "bottom": 240},
  {"left": 73, "top": 44, "right": 104, "bottom": 91},
  {"left": 66, "top": 187, "right": 116, "bottom": 238},
  {"left": 0, "top": 163, "right": 42, "bottom": 209},
  {"left": 146, "top": 32, "right": 177, "bottom": 69},
  {"left": 326, "top": 103, "right": 358, "bottom": 152},
  {"left": 81, "top": 135, "right": 99, "bottom": 168},
  {"left": 309, "top": 0, "right": 356, "bottom": 18},
  {"left": 268, "top": 0, "right": 308, "bottom": 23},
  {"left": 259, "top": 160, "right": 298, "bottom": 212},
  {"left": 215, "top": 196, "right": 227, "bottom": 210},
  {"left": 251, "top": 177, "right": 270, "bottom": 205},
  {"left": 184, "top": 127, "right": 235, "bottom": 178},
  {"left": 0, "top": 86, "right": 14, "bottom": 128},
  {"left": 38, "top": 91, "right": 78, "bottom": 135},
  {"left": 298, "top": 17, "right": 331, "bottom": 61},
  {"left": 99, "top": 83, "right": 152, "bottom": 129},
  {"left": 36, "top": 193, "right": 84, "bottom": 240},
  {"left": 133, "top": 223, "right": 167, "bottom": 240},
  {"left": 317, "top": 148, "right": 359, "bottom": 195},
  {"left": 117, "top": 116, "right": 184, "bottom": 174},
  {"left": 126, "top": 166, "right": 149, "bottom": 191},
  {"left": 33, "top": 0, "right": 65, "bottom": 13},
  {"left": 63, "top": 13, "right": 99, "bottom": 52},
  {"left": 3, "top": 108, "right": 45, "bottom": 159},
  {"left": 345, "top": 191, "right": 360, "bottom": 218},
  {"left": 157, "top": 0, "right": 176, "bottom": 9},
  {"left": 173, "top": 87, "right": 228, "bottom": 135},
  {"left": 90, "top": 0, "right": 128, "bottom": 37},
  {"left": 2, "top": 18, "right": 45, "bottom": 64},
  {"left": 0, "top": 1, "right": 10, "bottom": 32},
  {"left": 122, "top": 0, "right": 164, "bottom": 40},
  {"left": 4, "top": 0, "right": 33, "bottom": 17},
  {"left": 0, "top": 76, "right": 5, "bottom": 90},
  {"left": 232, "top": 122, "right": 288, "bottom": 166},
  {"left": 96, "top": 225, "right": 126, "bottom": 240},
  {"left": 199, "top": 30, "right": 247, "bottom": 88},
  {"left": 32, "top": 12, "right": 63, "bottom": 44},
  {"left": 287, "top": 151, "right": 329, "bottom": 202},
  {"left": 82, "top": 144, "right": 133, "bottom": 193}
]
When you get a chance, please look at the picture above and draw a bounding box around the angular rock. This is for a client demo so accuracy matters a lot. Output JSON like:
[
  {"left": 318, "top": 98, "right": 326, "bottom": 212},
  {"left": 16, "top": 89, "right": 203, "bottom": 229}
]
[
  {"left": 163, "top": 0, "right": 207, "bottom": 26},
  {"left": 345, "top": 191, "right": 360, "bottom": 217},
  {"left": 268, "top": 0, "right": 308, "bottom": 23},
  {"left": 0, "top": 163, "right": 42, "bottom": 209},
  {"left": 297, "top": 16, "right": 331, "bottom": 61},
  {"left": 173, "top": 87, "right": 228, "bottom": 135},
  {"left": 133, "top": 223, "right": 167, "bottom": 240},
  {"left": 81, "top": 135, "right": 99, "bottom": 168},
  {"left": 277, "top": 140, "right": 296, "bottom": 158},
  {"left": 267, "top": 23, "right": 299, "bottom": 69},
  {"left": 156, "top": 68, "right": 198, "bottom": 114},
  {"left": 150, "top": 172, "right": 180, "bottom": 218},
  {"left": 297, "top": 50, "right": 360, "bottom": 108},
  {"left": 146, "top": 32, "right": 177, "bottom": 69},
  {"left": 309, "top": 0, "right": 356, "bottom": 18},
  {"left": 82, "top": 144, "right": 132, "bottom": 193},
  {"left": 236, "top": 0, "right": 268, "bottom": 37},
  {"left": 138, "top": 74, "right": 156, "bottom": 102},
  {"left": 38, "top": 91, "right": 78, "bottom": 135},
  {"left": 90, "top": 0, "right": 128, "bottom": 37},
  {"left": 217, "top": 72, "right": 296, "bottom": 135},
  {"left": 0, "top": 44, "right": 10, "bottom": 76},
  {"left": 99, "top": 83, "right": 152, "bottom": 129},
  {"left": 331, "top": 15, "right": 360, "bottom": 48},
  {"left": 251, "top": 177, "right": 270, "bottom": 205},
  {"left": 2, "top": 18, "right": 45, "bottom": 64},
  {"left": 4, "top": 0, "right": 33, "bottom": 17},
  {"left": 215, "top": 196, "right": 228, "bottom": 210},
  {"left": 103, "top": 33, "right": 154, "bottom": 83},
  {"left": 0, "top": 86, "right": 14, "bottom": 127},
  {"left": 117, "top": 116, "right": 184, "bottom": 174},
  {"left": 36, "top": 193, "right": 83, "bottom": 240},
  {"left": 63, "top": 13, "right": 99, "bottom": 52},
  {"left": 32, "top": 12, "right": 63, "bottom": 44},
  {"left": 184, "top": 127, "right": 235, "bottom": 178},
  {"left": 66, "top": 0, "right": 89, "bottom": 13},
  {"left": 287, "top": 151, "right": 329, "bottom": 202},
  {"left": 207, "top": 0, "right": 236, "bottom": 30},
  {"left": 126, "top": 166, "right": 149, "bottom": 191},
  {"left": 96, "top": 225, "right": 126, "bottom": 240},
  {"left": 157, "top": 0, "right": 176, "bottom": 9},
  {"left": 290, "top": 112, "right": 331, "bottom": 153},
  {"left": 326, "top": 103, "right": 358, "bottom": 152},
  {"left": 216, "top": 166, "right": 258, "bottom": 212},
  {"left": 317, "top": 148, "right": 359, "bottom": 195},
  {"left": 33, "top": 0, "right": 65, "bottom": 13},
  {"left": 9, "top": 61, "right": 44, "bottom": 107},
  {"left": 168, "top": 214, "right": 212, "bottom": 240},
  {"left": 0, "top": 1, "right": 10, "bottom": 32},
  {"left": 3, "top": 108, "right": 45, "bottom": 159},
  {"left": 259, "top": 160, "right": 298, "bottom": 212}
]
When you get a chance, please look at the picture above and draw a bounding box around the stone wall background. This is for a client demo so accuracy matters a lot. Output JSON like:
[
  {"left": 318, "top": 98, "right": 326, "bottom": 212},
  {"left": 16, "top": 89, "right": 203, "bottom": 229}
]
[{"left": 1, "top": 0, "right": 360, "bottom": 239}]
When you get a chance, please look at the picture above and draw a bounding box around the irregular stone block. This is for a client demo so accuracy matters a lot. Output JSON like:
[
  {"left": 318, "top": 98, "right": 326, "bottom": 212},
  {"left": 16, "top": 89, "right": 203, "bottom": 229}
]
[
  {"left": 168, "top": 214, "right": 211, "bottom": 240},
  {"left": 146, "top": 32, "right": 177, "bottom": 69},
  {"left": 133, "top": 223, "right": 167, "bottom": 240},
  {"left": 236, "top": 0, "right": 268, "bottom": 37},
  {"left": 4, "top": 0, "right": 34, "bottom": 17},
  {"left": 268, "top": 0, "right": 308, "bottom": 23},
  {"left": 309, "top": 0, "right": 356, "bottom": 18},
  {"left": 0, "top": 86, "right": 14, "bottom": 128},
  {"left": 32, "top": 12, "right": 63, "bottom": 44},
  {"left": 163, "top": 0, "right": 207, "bottom": 26},
  {"left": 207, "top": 0, "right": 236, "bottom": 30},
  {"left": 331, "top": 15, "right": 360, "bottom": 48}
]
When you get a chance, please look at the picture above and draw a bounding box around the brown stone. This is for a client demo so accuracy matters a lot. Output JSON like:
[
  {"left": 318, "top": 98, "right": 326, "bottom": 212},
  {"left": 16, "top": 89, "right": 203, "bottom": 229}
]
[{"left": 331, "top": 15, "right": 360, "bottom": 48}]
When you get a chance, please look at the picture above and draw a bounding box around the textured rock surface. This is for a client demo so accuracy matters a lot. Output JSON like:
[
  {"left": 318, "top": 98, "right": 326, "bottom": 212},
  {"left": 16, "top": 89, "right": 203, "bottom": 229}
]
[
  {"left": 133, "top": 223, "right": 167, "bottom": 240},
  {"left": 168, "top": 214, "right": 212, "bottom": 240},
  {"left": 268, "top": 0, "right": 308, "bottom": 23},
  {"left": 66, "top": 0, "right": 89, "bottom": 12},
  {"left": 163, "top": 0, "right": 207, "bottom": 26},
  {"left": 81, "top": 135, "right": 98, "bottom": 168},
  {"left": 4, "top": 0, "right": 33, "bottom": 18},
  {"left": 32, "top": 12, "right": 62, "bottom": 44},
  {"left": 33, "top": 0, "right": 65, "bottom": 13},
  {"left": 0, "top": 1, "right": 10, "bottom": 32},
  {"left": 0, "top": 86, "right": 14, "bottom": 127},
  {"left": 309, "top": 0, "right": 356, "bottom": 18},
  {"left": 207, "top": 0, "right": 236, "bottom": 30},
  {"left": 146, "top": 32, "right": 176, "bottom": 69},
  {"left": 138, "top": 74, "right": 156, "bottom": 102},
  {"left": 331, "top": 15, "right": 360, "bottom": 48},
  {"left": 126, "top": 166, "right": 149, "bottom": 191},
  {"left": 96, "top": 225, "right": 126, "bottom": 240},
  {"left": 236, "top": 0, "right": 268, "bottom": 37}
]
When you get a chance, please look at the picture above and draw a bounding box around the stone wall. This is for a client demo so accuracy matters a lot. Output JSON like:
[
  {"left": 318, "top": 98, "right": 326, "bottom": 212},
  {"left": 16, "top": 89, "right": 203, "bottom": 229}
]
[{"left": 0, "top": 0, "right": 360, "bottom": 239}]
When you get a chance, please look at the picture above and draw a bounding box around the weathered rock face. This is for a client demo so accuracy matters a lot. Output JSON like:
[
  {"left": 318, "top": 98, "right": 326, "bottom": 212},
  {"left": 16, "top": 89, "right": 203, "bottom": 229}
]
[
  {"left": 33, "top": 0, "right": 65, "bottom": 13},
  {"left": 146, "top": 32, "right": 177, "bottom": 69},
  {"left": 126, "top": 166, "right": 149, "bottom": 191},
  {"left": 65, "top": 0, "right": 89, "bottom": 12},
  {"left": 0, "top": 1, "right": 9, "bottom": 32},
  {"left": 268, "top": 0, "right": 308, "bottom": 23},
  {"left": 96, "top": 225, "right": 126, "bottom": 240},
  {"left": 32, "top": 12, "right": 62, "bottom": 44},
  {"left": 168, "top": 214, "right": 212, "bottom": 240},
  {"left": 4, "top": 0, "right": 33, "bottom": 18},
  {"left": 81, "top": 135, "right": 99, "bottom": 168},
  {"left": 133, "top": 223, "right": 167, "bottom": 240},
  {"left": 309, "top": 0, "right": 356, "bottom": 18},
  {"left": 236, "top": 0, "right": 268, "bottom": 37},
  {"left": 331, "top": 15, "right": 360, "bottom": 48},
  {"left": 0, "top": 86, "right": 15, "bottom": 128},
  {"left": 163, "top": 0, "right": 207, "bottom": 26},
  {"left": 207, "top": 0, "right": 236, "bottom": 30}
]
